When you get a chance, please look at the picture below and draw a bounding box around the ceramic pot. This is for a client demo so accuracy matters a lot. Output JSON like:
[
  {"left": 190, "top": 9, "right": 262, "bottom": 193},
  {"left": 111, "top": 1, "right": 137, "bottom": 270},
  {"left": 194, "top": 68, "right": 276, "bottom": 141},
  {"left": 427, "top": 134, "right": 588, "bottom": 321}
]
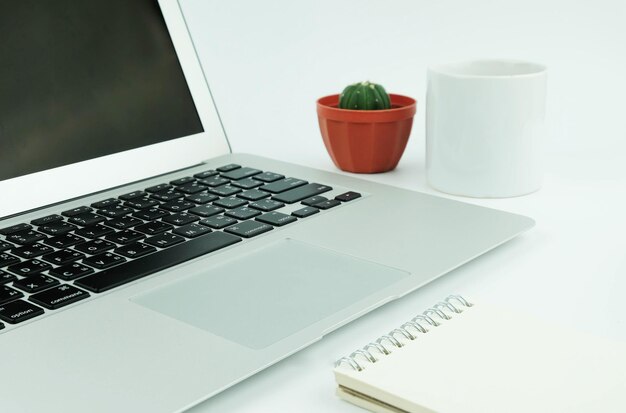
[{"left": 317, "top": 94, "right": 416, "bottom": 173}]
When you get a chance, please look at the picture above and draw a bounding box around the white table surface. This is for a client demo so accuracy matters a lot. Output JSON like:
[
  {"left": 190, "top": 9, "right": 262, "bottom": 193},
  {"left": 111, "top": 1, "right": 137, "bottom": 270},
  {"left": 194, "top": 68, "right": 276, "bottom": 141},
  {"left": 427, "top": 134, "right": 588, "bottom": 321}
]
[{"left": 183, "top": 0, "right": 626, "bottom": 411}]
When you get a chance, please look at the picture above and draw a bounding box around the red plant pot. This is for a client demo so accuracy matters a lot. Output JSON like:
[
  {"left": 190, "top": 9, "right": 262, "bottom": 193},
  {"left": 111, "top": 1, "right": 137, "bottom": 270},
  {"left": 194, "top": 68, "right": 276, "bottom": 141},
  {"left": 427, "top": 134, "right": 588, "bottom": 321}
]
[{"left": 317, "top": 94, "right": 417, "bottom": 173}]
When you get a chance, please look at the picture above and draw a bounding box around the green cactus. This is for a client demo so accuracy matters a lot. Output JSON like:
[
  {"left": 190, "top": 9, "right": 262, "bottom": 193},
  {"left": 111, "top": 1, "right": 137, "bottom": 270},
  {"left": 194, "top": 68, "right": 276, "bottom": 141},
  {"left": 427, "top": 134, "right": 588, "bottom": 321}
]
[{"left": 338, "top": 81, "right": 391, "bottom": 110}]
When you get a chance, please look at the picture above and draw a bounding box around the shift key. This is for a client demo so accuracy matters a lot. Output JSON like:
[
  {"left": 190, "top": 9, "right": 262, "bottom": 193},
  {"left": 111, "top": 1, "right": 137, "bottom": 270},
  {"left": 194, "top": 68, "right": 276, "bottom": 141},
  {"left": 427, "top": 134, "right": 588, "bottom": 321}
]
[
  {"left": 30, "top": 285, "right": 90, "bottom": 309},
  {"left": 272, "top": 183, "right": 333, "bottom": 204},
  {"left": 272, "top": 183, "right": 332, "bottom": 203},
  {"left": 260, "top": 178, "right": 308, "bottom": 194}
]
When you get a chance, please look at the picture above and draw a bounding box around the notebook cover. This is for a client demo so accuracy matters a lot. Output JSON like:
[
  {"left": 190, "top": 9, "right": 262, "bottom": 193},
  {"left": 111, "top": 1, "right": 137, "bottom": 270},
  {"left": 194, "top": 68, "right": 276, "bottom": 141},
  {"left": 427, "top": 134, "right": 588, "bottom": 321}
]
[{"left": 334, "top": 298, "right": 626, "bottom": 413}]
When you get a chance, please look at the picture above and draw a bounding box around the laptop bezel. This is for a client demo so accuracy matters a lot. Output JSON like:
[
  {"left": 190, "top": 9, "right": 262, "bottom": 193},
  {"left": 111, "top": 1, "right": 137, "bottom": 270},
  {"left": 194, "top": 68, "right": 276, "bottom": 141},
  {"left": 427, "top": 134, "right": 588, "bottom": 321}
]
[{"left": 0, "top": 0, "right": 230, "bottom": 219}]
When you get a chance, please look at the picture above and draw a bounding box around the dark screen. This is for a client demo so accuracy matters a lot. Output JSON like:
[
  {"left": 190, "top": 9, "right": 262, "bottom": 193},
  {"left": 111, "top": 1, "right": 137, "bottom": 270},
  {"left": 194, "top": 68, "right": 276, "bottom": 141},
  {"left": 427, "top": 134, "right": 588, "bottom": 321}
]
[{"left": 0, "top": 0, "right": 204, "bottom": 181}]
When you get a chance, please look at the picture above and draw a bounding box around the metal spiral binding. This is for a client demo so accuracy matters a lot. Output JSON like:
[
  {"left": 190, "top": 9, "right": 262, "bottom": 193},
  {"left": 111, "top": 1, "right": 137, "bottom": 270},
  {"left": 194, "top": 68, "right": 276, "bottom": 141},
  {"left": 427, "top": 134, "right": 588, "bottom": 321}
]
[{"left": 334, "top": 295, "right": 473, "bottom": 371}]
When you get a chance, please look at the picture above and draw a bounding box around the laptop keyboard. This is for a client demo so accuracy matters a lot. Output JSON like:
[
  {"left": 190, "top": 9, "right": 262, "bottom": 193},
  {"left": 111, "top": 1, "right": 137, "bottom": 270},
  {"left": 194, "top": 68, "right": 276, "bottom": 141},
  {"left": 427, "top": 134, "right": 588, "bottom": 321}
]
[{"left": 0, "top": 164, "right": 362, "bottom": 329}]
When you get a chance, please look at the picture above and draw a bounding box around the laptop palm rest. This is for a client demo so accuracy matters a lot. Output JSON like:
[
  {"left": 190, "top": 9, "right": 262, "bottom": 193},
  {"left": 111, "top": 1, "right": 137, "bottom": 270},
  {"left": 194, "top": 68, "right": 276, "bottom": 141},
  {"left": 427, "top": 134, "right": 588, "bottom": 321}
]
[{"left": 131, "top": 238, "right": 410, "bottom": 349}]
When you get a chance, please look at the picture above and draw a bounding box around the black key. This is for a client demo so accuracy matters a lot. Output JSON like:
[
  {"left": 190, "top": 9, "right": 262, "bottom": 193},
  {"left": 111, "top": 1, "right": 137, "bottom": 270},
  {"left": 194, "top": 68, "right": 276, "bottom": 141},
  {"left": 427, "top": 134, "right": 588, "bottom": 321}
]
[
  {"left": 189, "top": 205, "right": 224, "bottom": 217},
  {"left": 0, "top": 252, "right": 20, "bottom": 267},
  {"left": 193, "top": 170, "right": 218, "bottom": 179},
  {"left": 208, "top": 185, "right": 241, "bottom": 197},
  {"left": 105, "top": 230, "right": 145, "bottom": 245},
  {"left": 0, "top": 270, "right": 17, "bottom": 285},
  {"left": 75, "top": 231, "right": 242, "bottom": 293},
  {"left": 62, "top": 206, "right": 92, "bottom": 217},
  {"left": 104, "top": 216, "right": 142, "bottom": 230},
  {"left": 175, "top": 182, "right": 207, "bottom": 194},
  {"left": 335, "top": 191, "right": 362, "bottom": 202},
  {"left": 7, "top": 229, "right": 46, "bottom": 245},
  {"left": 314, "top": 199, "right": 341, "bottom": 210},
  {"left": 151, "top": 188, "right": 184, "bottom": 202},
  {"left": 248, "top": 199, "right": 285, "bottom": 212},
  {"left": 42, "top": 247, "right": 86, "bottom": 267},
  {"left": 272, "top": 183, "right": 332, "bottom": 204},
  {"left": 7, "top": 259, "right": 52, "bottom": 277},
  {"left": 198, "top": 176, "right": 230, "bottom": 187},
  {"left": 173, "top": 223, "right": 212, "bottom": 238},
  {"left": 41, "top": 249, "right": 86, "bottom": 266},
  {"left": 12, "top": 243, "right": 53, "bottom": 259},
  {"left": 292, "top": 207, "right": 319, "bottom": 218},
  {"left": 40, "top": 246, "right": 85, "bottom": 267},
  {"left": 0, "top": 300, "right": 44, "bottom": 324},
  {"left": 49, "top": 263, "right": 94, "bottom": 281},
  {"left": 133, "top": 208, "right": 169, "bottom": 221},
  {"left": 185, "top": 193, "right": 218, "bottom": 204},
  {"left": 199, "top": 215, "right": 237, "bottom": 229},
  {"left": 0, "top": 285, "right": 23, "bottom": 305},
  {"left": 98, "top": 205, "right": 134, "bottom": 218},
  {"left": 216, "top": 163, "right": 241, "bottom": 172},
  {"left": 160, "top": 199, "right": 194, "bottom": 212},
  {"left": 170, "top": 176, "right": 195, "bottom": 186},
  {"left": 30, "top": 284, "right": 90, "bottom": 310},
  {"left": 256, "top": 212, "right": 298, "bottom": 227},
  {"left": 252, "top": 171, "right": 284, "bottom": 182},
  {"left": 39, "top": 221, "right": 78, "bottom": 236},
  {"left": 260, "top": 178, "right": 307, "bottom": 194},
  {"left": 74, "top": 224, "right": 115, "bottom": 239},
  {"left": 91, "top": 198, "right": 120, "bottom": 209},
  {"left": 31, "top": 214, "right": 63, "bottom": 226},
  {"left": 0, "top": 241, "right": 14, "bottom": 252},
  {"left": 44, "top": 234, "right": 85, "bottom": 249},
  {"left": 224, "top": 221, "right": 273, "bottom": 238},
  {"left": 83, "top": 252, "right": 126, "bottom": 269},
  {"left": 237, "top": 189, "right": 270, "bottom": 201},
  {"left": 13, "top": 274, "right": 59, "bottom": 293},
  {"left": 114, "top": 242, "right": 157, "bottom": 259},
  {"left": 152, "top": 189, "right": 185, "bottom": 202},
  {"left": 0, "top": 223, "right": 32, "bottom": 235},
  {"left": 134, "top": 221, "right": 174, "bottom": 235},
  {"left": 145, "top": 183, "right": 171, "bottom": 193},
  {"left": 221, "top": 167, "right": 261, "bottom": 180},
  {"left": 67, "top": 212, "right": 105, "bottom": 227},
  {"left": 225, "top": 207, "right": 261, "bottom": 220},
  {"left": 162, "top": 213, "right": 198, "bottom": 226},
  {"left": 124, "top": 197, "right": 159, "bottom": 209},
  {"left": 145, "top": 233, "right": 185, "bottom": 248},
  {"left": 302, "top": 196, "right": 328, "bottom": 206},
  {"left": 213, "top": 196, "right": 247, "bottom": 209},
  {"left": 74, "top": 239, "right": 116, "bottom": 255},
  {"left": 231, "top": 178, "right": 263, "bottom": 189},
  {"left": 119, "top": 190, "right": 146, "bottom": 201}
]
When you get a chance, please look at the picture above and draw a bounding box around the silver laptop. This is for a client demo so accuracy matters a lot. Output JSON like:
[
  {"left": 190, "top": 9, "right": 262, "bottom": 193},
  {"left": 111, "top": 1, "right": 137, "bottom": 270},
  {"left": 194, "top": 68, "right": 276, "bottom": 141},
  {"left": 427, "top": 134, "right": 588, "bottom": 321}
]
[{"left": 0, "top": 1, "right": 534, "bottom": 411}]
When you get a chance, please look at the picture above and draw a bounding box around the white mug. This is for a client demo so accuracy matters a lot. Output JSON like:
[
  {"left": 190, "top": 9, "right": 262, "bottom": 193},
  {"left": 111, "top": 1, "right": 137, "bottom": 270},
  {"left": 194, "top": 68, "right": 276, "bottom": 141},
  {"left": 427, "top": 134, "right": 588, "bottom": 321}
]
[{"left": 426, "top": 59, "right": 547, "bottom": 198}]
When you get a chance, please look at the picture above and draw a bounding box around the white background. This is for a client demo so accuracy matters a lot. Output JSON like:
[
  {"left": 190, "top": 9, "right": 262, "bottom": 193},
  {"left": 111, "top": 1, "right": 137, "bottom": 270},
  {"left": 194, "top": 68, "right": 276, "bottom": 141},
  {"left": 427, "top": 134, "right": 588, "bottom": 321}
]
[{"left": 181, "top": 0, "right": 626, "bottom": 411}]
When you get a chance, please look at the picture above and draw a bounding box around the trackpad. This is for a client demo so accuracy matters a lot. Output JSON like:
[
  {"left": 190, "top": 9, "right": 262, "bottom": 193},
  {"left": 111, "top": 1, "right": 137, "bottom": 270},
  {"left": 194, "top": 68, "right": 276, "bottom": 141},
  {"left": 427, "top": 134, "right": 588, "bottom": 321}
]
[{"left": 131, "top": 239, "right": 409, "bottom": 349}]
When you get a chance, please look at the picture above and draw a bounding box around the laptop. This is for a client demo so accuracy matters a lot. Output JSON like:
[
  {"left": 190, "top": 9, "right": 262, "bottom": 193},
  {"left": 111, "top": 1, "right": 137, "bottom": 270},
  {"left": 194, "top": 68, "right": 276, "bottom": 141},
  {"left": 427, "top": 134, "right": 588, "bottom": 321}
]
[{"left": 0, "top": 1, "right": 534, "bottom": 411}]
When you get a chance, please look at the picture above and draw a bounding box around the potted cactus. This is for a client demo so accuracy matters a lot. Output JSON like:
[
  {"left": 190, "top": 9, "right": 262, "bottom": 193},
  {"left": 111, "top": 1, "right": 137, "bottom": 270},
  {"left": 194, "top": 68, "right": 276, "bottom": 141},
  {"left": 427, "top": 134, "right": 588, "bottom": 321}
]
[{"left": 317, "top": 81, "right": 416, "bottom": 173}]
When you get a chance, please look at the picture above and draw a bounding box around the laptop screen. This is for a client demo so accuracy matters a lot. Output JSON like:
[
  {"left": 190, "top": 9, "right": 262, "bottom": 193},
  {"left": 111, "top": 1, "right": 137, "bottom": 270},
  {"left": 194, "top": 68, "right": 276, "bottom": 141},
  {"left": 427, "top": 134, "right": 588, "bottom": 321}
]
[{"left": 0, "top": 0, "right": 204, "bottom": 182}]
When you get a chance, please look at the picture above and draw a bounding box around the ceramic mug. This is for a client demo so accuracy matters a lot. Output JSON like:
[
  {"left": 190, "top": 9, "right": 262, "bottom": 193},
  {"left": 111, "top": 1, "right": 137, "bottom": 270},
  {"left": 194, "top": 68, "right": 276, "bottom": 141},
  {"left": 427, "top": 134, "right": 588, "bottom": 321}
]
[{"left": 426, "top": 59, "right": 547, "bottom": 198}]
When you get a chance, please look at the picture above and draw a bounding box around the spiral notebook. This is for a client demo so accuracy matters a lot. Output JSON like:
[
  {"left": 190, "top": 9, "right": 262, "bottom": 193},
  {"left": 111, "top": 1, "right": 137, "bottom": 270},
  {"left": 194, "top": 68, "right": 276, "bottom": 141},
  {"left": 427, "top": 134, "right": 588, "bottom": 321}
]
[{"left": 334, "top": 295, "right": 626, "bottom": 413}]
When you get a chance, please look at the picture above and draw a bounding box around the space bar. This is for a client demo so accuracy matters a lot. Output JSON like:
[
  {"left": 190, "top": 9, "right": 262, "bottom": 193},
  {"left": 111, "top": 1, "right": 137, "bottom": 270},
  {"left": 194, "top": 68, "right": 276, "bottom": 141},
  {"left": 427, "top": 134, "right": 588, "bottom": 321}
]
[{"left": 75, "top": 231, "right": 242, "bottom": 293}]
